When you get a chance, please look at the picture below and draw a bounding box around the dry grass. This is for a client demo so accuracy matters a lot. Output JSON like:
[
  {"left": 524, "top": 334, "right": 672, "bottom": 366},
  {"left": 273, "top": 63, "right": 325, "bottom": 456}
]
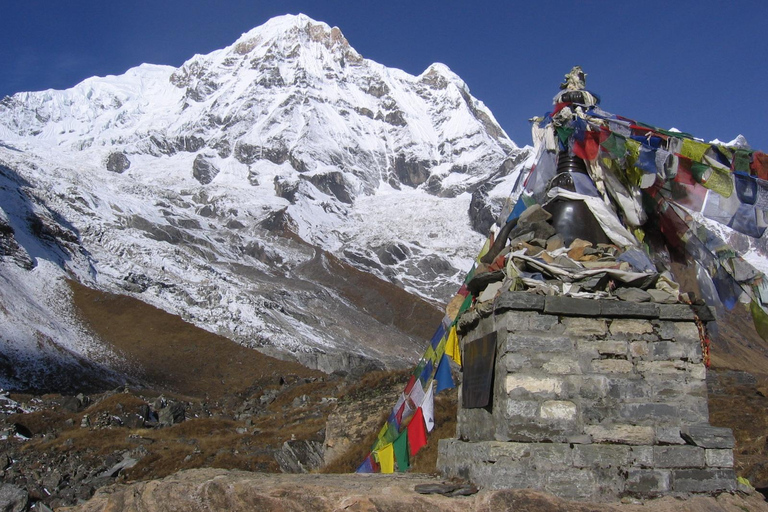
[
  {"left": 68, "top": 279, "right": 322, "bottom": 398},
  {"left": 409, "top": 392, "right": 457, "bottom": 474},
  {"left": 320, "top": 408, "right": 391, "bottom": 474}
]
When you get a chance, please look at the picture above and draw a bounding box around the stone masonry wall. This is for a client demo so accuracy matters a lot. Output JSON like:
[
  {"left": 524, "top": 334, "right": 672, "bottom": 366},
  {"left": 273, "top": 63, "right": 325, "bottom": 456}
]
[{"left": 437, "top": 291, "right": 735, "bottom": 501}]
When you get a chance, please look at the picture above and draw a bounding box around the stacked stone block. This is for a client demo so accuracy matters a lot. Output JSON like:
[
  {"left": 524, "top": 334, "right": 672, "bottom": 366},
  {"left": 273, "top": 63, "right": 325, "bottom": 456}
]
[{"left": 437, "top": 291, "right": 735, "bottom": 500}]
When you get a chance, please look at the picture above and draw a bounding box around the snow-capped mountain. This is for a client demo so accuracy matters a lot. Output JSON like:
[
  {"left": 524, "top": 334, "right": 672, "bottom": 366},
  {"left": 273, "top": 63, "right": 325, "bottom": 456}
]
[{"left": 0, "top": 14, "right": 531, "bottom": 389}]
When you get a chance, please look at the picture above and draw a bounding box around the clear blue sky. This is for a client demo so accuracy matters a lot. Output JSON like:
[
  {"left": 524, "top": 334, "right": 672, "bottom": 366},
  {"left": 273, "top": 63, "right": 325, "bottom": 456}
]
[{"left": 2, "top": 1, "right": 767, "bottom": 150}]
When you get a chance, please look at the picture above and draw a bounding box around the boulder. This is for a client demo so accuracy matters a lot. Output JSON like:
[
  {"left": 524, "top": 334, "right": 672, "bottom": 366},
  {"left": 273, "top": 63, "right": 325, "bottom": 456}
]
[
  {"left": 105, "top": 151, "right": 131, "bottom": 173},
  {"left": 158, "top": 401, "right": 186, "bottom": 426},
  {"left": 0, "top": 483, "right": 28, "bottom": 512}
]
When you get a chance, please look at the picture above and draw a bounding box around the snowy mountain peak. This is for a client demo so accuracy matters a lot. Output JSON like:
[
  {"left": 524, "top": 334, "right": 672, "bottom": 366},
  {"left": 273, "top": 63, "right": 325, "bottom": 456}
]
[
  {"left": 0, "top": 14, "right": 532, "bottom": 385},
  {"left": 232, "top": 13, "right": 357, "bottom": 58}
]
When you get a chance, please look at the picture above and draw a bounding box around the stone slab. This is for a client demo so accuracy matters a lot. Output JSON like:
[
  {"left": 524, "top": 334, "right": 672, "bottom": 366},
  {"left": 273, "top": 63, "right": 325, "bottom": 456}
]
[
  {"left": 705, "top": 449, "right": 734, "bottom": 468},
  {"left": 544, "top": 296, "right": 600, "bottom": 316},
  {"left": 658, "top": 304, "right": 696, "bottom": 321},
  {"left": 672, "top": 468, "right": 736, "bottom": 493},
  {"left": 585, "top": 424, "right": 654, "bottom": 445},
  {"left": 625, "top": 469, "right": 671, "bottom": 495},
  {"left": 495, "top": 291, "right": 545, "bottom": 312},
  {"left": 653, "top": 446, "right": 706, "bottom": 468},
  {"left": 600, "top": 300, "right": 659, "bottom": 319},
  {"left": 681, "top": 426, "right": 736, "bottom": 449},
  {"left": 572, "top": 444, "right": 630, "bottom": 468}
]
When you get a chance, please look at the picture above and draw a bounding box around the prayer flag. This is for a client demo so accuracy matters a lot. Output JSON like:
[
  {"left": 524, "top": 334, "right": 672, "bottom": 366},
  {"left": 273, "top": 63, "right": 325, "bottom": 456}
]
[
  {"left": 751, "top": 152, "right": 768, "bottom": 180},
  {"left": 403, "top": 375, "right": 416, "bottom": 396},
  {"left": 751, "top": 300, "right": 768, "bottom": 341},
  {"left": 728, "top": 204, "right": 765, "bottom": 238},
  {"left": 445, "top": 324, "right": 462, "bottom": 366},
  {"left": 429, "top": 322, "right": 446, "bottom": 350},
  {"left": 422, "top": 382, "right": 435, "bottom": 432},
  {"left": 572, "top": 129, "right": 600, "bottom": 161},
  {"left": 408, "top": 376, "right": 426, "bottom": 409},
  {"left": 407, "top": 408, "right": 428, "bottom": 457},
  {"left": 712, "top": 264, "right": 742, "bottom": 310},
  {"left": 393, "top": 430, "right": 409, "bottom": 472},
  {"left": 732, "top": 149, "right": 752, "bottom": 173},
  {"left": 378, "top": 443, "right": 395, "bottom": 474},
  {"left": 419, "top": 360, "right": 433, "bottom": 385},
  {"left": 435, "top": 354, "right": 455, "bottom": 392},
  {"left": 356, "top": 454, "right": 376, "bottom": 473},
  {"left": 734, "top": 172, "right": 758, "bottom": 205},
  {"left": 681, "top": 139, "right": 709, "bottom": 162}
]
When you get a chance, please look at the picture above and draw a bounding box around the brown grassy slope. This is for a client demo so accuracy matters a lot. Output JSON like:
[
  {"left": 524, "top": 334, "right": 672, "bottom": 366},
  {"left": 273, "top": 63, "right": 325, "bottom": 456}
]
[
  {"left": 68, "top": 279, "right": 322, "bottom": 398},
  {"left": 298, "top": 249, "right": 444, "bottom": 341},
  {"left": 670, "top": 261, "right": 768, "bottom": 488}
]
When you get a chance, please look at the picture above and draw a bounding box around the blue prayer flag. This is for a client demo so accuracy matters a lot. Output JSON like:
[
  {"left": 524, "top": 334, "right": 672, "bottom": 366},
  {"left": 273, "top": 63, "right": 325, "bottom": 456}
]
[
  {"left": 435, "top": 354, "right": 455, "bottom": 392},
  {"left": 430, "top": 323, "right": 446, "bottom": 350},
  {"left": 419, "top": 360, "right": 433, "bottom": 385},
  {"left": 356, "top": 455, "right": 375, "bottom": 473}
]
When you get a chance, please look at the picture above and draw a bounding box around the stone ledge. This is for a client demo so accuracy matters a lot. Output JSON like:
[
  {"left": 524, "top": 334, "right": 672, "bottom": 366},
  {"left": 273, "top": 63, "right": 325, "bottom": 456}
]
[
  {"left": 495, "top": 291, "right": 545, "bottom": 312},
  {"left": 544, "top": 296, "right": 601, "bottom": 316},
  {"left": 658, "top": 304, "right": 696, "bottom": 321},
  {"left": 438, "top": 439, "right": 736, "bottom": 501},
  {"left": 488, "top": 293, "right": 715, "bottom": 323},
  {"left": 599, "top": 300, "right": 659, "bottom": 319}
]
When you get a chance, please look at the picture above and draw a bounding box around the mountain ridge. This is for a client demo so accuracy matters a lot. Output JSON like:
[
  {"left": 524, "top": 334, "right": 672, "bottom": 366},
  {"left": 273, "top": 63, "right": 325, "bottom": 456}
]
[{"left": 0, "top": 14, "right": 529, "bottom": 389}]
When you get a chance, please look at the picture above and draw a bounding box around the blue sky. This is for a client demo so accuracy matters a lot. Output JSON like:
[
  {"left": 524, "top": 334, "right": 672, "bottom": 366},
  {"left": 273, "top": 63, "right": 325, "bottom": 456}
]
[{"left": 3, "top": 1, "right": 767, "bottom": 150}]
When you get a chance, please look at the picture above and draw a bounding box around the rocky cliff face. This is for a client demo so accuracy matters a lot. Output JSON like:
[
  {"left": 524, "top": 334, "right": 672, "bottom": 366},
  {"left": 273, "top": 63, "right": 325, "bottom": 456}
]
[{"left": 0, "top": 14, "right": 531, "bottom": 387}]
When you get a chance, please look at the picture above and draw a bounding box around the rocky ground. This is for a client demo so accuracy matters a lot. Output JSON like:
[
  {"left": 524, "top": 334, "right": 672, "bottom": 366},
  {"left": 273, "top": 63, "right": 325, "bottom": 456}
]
[
  {"left": 57, "top": 470, "right": 768, "bottom": 512},
  {"left": 1, "top": 281, "right": 768, "bottom": 511}
]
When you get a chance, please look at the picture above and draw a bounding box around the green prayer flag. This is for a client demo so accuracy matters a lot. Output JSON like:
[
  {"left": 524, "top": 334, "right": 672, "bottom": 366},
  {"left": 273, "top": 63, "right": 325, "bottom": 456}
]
[
  {"left": 393, "top": 429, "right": 409, "bottom": 472},
  {"left": 690, "top": 162, "right": 710, "bottom": 183},
  {"left": 657, "top": 128, "right": 694, "bottom": 139},
  {"left": 457, "top": 294, "right": 473, "bottom": 317},
  {"left": 733, "top": 150, "right": 752, "bottom": 173},
  {"left": 556, "top": 126, "right": 573, "bottom": 146},
  {"left": 463, "top": 264, "right": 476, "bottom": 284},
  {"left": 413, "top": 359, "right": 426, "bottom": 379},
  {"left": 601, "top": 133, "right": 626, "bottom": 159},
  {"left": 750, "top": 300, "right": 768, "bottom": 341}
]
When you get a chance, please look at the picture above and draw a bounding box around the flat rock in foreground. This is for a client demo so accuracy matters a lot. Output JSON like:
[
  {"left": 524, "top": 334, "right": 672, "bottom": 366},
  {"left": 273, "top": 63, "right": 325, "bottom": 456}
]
[{"left": 60, "top": 469, "right": 767, "bottom": 512}]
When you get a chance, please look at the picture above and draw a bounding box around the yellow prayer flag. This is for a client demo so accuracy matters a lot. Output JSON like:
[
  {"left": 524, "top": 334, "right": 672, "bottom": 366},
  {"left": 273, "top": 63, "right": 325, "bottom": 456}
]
[
  {"left": 476, "top": 235, "right": 492, "bottom": 263},
  {"left": 445, "top": 325, "right": 461, "bottom": 366},
  {"left": 435, "top": 334, "right": 447, "bottom": 360},
  {"left": 424, "top": 345, "right": 437, "bottom": 364},
  {"left": 378, "top": 443, "right": 395, "bottom": 474},
  {"left": 681, "top": 139, "right": 709, "bottom": 162},
  {"left": 701, "top": 166, "right": 734, "bottom": 198}
]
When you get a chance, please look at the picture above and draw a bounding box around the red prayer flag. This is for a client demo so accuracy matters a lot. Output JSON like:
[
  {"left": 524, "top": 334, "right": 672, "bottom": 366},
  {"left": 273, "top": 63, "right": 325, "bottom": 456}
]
[
  {"left": 407, "top": 408, "right": 428, "bottom": 457},
  {"left": 403, "top": 376, "right": 416, "bottom": 396},
  {"left": 751, "top": 151, "right": 768, "bottom": 181},
  {"left": 572, "top": 130, "right": 600, "bottom": 161},
  {"left": 674, "top": 156, "right": 696, "bottom": 185},
  {"left": 395, "top": 400, "right": 406, "bottom": 425}
]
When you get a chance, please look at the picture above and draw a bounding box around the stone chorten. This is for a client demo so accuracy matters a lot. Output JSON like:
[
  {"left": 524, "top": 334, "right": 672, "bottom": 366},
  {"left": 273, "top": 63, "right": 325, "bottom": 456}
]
[{"left": 435, "top": 68, "right": 736, "bottom": 501}]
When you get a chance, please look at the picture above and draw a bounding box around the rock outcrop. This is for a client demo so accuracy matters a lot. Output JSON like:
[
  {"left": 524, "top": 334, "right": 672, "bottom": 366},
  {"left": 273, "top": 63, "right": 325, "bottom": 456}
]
[{"left": 61, "top": 469, "right": 767, "bottom": 512}]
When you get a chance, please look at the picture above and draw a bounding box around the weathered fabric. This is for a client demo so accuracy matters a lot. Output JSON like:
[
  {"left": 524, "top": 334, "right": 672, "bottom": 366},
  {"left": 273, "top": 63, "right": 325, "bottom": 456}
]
[
  {"left": 422, "top": 383, "right": 435, "bottom": 432},
  {"left": 435, "top": 354, "right": 455, "bottom": 392},
  {"left": 407, "top": 408, "right": 428, "bottom": 457},
  {"left": 393, "top": 430, "right": 409, "bottom": 472},
  {"left": 445, "top": 325, "right": 461, "bottom": 366},
  {"left": 377, "top": 443, "right": 394, "bottom": 474}
]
